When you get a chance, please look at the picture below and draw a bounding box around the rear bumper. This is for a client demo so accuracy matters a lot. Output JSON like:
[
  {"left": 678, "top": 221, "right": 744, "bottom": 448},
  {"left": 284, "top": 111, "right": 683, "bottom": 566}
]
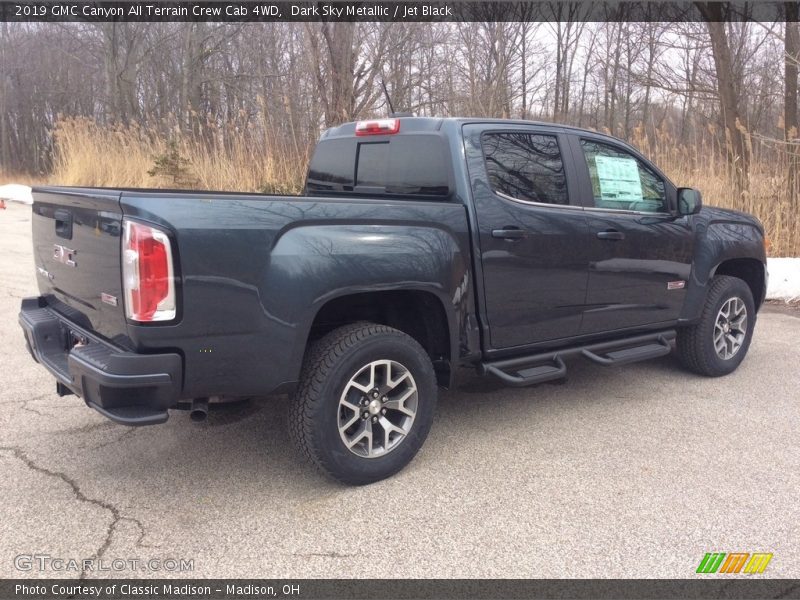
[{"left": 19, "top": 297, "right": 182, "bottom": 426}]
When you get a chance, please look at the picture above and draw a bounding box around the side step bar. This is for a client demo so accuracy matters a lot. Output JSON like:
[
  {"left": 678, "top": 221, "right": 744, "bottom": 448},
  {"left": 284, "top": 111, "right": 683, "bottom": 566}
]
[{"left": 480, "top": 331, "right": 675, "bottom": 387}]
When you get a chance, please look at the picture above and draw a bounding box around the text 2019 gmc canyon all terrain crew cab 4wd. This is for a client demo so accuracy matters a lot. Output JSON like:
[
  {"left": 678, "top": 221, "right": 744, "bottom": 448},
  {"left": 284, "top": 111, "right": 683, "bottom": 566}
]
[{"left": 20, "top": 117, "right": 767, "bottom": 484}]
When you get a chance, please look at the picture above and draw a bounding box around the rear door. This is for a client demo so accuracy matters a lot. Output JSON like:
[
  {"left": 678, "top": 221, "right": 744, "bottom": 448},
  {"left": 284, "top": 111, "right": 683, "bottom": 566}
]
[
  {"left": 463, "top": 123, "right": 591, "bottom": 350},
  {"left": 32, "top": 187, "right": 128, "bottom": 342},
  {"left": 568, "top": 135, "right": 695, "bottom": 334}
]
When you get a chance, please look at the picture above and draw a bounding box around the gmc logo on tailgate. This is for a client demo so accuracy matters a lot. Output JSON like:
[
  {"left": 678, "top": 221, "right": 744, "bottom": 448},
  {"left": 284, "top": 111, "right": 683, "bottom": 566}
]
[{"left": 53, "top": 244, "right": 77, "bottom": 267}]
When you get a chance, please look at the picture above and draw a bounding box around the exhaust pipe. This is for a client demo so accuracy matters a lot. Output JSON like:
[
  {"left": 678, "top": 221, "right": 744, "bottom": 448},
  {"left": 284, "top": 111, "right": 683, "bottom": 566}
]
[{"left": 190, "top": 398, "right": 209, "bottom": 422}]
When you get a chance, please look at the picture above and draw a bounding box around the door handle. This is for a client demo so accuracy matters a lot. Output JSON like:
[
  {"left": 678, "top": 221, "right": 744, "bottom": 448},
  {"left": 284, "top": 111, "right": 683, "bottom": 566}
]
[
  {"left": 596, "top": 229, "right": 624, "bottom": 241},
  {"left": 492, "top": 227, "right": 526, "bottom": 240}
]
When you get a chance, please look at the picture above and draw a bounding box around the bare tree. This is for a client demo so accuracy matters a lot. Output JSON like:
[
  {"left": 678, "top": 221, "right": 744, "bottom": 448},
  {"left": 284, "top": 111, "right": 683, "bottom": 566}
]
[
  {"left": 785, "top": 8, "right": 799, "bottom": 204},
  {"left": 0, "top": 21, "right": 10, "bottom": 169},
  {"left": 697, "top": 2, "right": 751, "bottom": 195}
]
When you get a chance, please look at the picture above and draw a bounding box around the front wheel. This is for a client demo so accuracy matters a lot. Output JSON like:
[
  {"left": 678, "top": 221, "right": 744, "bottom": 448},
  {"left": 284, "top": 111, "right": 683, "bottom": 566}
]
[
  {"left": 288, "top": 323, "right": 437, "bottom": 485},
  {"left": 676, "top": 275, "right": 756, "bottom": 377}
]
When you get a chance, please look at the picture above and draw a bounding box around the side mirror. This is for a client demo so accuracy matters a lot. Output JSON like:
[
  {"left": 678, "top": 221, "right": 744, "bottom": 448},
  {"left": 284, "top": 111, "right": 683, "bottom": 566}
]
[{"left": 677, "top": 187, "right": 703, "bottom": 216}]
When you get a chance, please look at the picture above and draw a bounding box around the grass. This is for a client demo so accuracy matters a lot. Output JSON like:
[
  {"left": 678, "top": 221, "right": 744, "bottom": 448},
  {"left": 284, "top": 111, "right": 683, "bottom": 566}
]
[
  {"left": 51, "top": 117, "right": 309, "bottom": 194},
  {"left": 22, "top": 116, "right": 800, "bottom": 256},
  {"left": 631, "top": 124, "right": 799, "bottom": 257},
  {"left": 0, "top": 171, "right": 48, "bottom": 187}
]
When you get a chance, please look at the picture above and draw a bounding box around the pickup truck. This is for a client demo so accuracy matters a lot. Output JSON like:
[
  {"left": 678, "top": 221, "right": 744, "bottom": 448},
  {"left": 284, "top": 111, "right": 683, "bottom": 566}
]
[{"left": 19, "top": 117, "right": 767, "bottom": 484}]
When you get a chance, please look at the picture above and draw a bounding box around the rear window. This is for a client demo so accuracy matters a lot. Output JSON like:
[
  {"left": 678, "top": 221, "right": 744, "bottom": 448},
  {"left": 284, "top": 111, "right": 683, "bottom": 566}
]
[
  {"left": 306, "top": 135, "right": 451, "bottom": 199},
  {"left": 482, "top": 132, "right": 569, "bottom": 205}
]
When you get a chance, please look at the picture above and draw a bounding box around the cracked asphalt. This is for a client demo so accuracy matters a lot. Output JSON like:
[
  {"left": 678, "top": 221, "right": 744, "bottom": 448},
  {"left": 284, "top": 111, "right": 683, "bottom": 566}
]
[{"left": 1, "top": 201, "right": 798, "bottom": 579}]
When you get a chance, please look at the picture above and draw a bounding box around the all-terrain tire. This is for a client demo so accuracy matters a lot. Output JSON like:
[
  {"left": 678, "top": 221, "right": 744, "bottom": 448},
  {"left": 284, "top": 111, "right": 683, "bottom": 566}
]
[
  {"left": 288, "top": 322, "right": 437, "bottom": 485},
  {"left": 676, "top": 275, "right": 756, "bottom": 377}
]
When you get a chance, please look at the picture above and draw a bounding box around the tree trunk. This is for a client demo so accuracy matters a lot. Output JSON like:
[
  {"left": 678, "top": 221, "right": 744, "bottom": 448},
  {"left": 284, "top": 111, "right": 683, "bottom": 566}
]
[
  {"left": 554, "top": 22, "right": 563, "bottom": 121},
  {"left": 785, "top": 7, "right": 799, "bottom": 207},
  {"left": 0, "top": 22, "right": 10, "bottom": 170},
  {"left": 320, "top": 22, "right": 356, "bottom": 126},
  {"left": 698, "top": 4, "right": 750, "bottom": 197}
]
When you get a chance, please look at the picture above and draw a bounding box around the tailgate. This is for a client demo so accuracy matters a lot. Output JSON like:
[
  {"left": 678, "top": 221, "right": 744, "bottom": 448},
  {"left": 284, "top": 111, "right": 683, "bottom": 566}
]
[{"left": 31, "top": 187, "right": 128, "bottom": 342}]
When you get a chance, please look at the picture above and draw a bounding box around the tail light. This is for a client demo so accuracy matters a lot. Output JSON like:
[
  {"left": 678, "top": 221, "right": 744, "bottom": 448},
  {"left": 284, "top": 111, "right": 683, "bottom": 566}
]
[
  {"left": 355, "top": 118, "right": 400, "bottom": 136},
  {"left": 122, "top": 220, "right": 176, "bottom": 322}
]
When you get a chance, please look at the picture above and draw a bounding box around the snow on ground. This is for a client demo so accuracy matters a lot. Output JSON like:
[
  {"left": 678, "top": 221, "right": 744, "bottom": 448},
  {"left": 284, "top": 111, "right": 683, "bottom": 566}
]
[
  {"left": 767, "top": 257, "right": 800, "bottom": 302},
  {"left": 0, "top": 183, "right": 33, "bottom": 205}
]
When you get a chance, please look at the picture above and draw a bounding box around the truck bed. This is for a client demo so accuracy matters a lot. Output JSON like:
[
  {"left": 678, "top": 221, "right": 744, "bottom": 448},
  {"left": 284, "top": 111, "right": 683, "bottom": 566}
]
[{"left": 29, "top": 185, "right": 472, "bottom": 400}]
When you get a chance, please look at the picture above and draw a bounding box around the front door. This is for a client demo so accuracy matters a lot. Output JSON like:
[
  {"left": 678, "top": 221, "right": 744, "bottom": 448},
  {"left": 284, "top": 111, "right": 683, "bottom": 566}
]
[
  {"left": 569, "top": 135, "right": 695, "bottom": 334},
  {"left": 463, "top": 124, "right": 591, "bottom": 350}
]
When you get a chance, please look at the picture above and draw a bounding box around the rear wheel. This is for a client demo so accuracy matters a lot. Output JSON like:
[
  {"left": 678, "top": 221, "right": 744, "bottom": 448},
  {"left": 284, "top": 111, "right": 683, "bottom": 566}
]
[
  {"left": 288, "top": 323, "right": 437, "bottom": 485},
  {"left": 676, "top": 275, "right": 755, "bottom": 377}
]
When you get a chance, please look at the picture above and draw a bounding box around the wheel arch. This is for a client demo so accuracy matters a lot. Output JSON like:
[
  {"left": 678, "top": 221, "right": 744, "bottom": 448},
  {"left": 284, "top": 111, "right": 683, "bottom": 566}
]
[
  {"left": 711, "top": 257, "right": 767, "bottom": 309},
  {"left": 303, "top": 288, "right": 455, "bottom": 388},
  {"left": 679, "top": 212, "right": 767, "bottom": 324}
]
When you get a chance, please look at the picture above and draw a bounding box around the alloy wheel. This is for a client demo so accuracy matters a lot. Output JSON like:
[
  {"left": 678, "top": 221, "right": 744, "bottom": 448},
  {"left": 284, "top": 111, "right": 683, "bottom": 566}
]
[
  {"left": 337, "top": 359, "right": 418, "bottom": 458},
  {"left": 714, "top": 297, "right": 748, "bottom": 360}
]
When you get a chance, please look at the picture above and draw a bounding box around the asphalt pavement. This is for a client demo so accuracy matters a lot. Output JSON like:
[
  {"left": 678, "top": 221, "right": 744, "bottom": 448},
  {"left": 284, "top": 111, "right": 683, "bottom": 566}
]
[{"left": 1, "top": 201, "right": 797, "bottom": 579}]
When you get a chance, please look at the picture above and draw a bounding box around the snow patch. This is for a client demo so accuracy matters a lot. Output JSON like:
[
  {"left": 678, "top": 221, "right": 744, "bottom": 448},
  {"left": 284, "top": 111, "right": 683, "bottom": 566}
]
[
  {"left": 0, "top": 183, "right": 33, "bottom": 205},
  {"left": 767, "top": 257, "right": 800, "bottom": 302}
]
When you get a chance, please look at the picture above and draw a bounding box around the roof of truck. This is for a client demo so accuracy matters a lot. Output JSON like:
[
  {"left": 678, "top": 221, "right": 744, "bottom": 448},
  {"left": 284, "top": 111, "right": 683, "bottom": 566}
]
[{"left": 323, "top": 116, "right": 630, "bottom": 147}]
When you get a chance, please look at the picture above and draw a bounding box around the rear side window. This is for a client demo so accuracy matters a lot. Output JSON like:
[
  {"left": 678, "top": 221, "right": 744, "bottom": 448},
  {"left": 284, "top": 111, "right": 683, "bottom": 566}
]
[
  {"left": 482, "top": 132, "right": 569, "bottom": 205},
  {"left": 306, "top": 135, "right": 450, "bottom": 198}
]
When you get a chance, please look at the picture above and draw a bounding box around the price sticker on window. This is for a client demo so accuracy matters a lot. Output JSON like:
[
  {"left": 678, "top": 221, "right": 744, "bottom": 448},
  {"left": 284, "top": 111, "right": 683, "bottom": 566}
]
[{"left": 594, "top": 155, "right": 644, "bottom": 201}]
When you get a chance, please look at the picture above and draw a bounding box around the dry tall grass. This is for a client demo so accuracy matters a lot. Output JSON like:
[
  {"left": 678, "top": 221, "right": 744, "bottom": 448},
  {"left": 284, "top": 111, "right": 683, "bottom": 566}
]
[
  {"left": 0, "top": 170, "right": 48, "bottom": 187},
  {"left": 52, "top": 117, "right": 309, "bottom": 194},
  {"left": 632, "top": 123, "right": 799, "bottom": 257},
  {"left": 48, "top": 117, "right": 799, "bottom": 255}
]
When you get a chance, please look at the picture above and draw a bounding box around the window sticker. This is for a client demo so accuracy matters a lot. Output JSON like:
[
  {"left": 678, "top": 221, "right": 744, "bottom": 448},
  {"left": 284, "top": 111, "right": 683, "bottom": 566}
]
[{"left": 594, "top": 155, "right": 643, "bottom": 201}]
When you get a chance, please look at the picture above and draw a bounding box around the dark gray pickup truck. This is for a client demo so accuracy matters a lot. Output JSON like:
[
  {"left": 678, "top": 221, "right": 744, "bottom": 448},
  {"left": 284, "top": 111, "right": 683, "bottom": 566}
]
[{"left": 20, "top": 117, "right": 767, "bottom": 484}]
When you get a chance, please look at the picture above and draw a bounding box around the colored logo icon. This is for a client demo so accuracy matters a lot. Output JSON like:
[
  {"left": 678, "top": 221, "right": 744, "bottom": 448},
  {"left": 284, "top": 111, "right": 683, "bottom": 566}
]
[{"left": 696, "top": 553, "right": 773, "bottom": 574}]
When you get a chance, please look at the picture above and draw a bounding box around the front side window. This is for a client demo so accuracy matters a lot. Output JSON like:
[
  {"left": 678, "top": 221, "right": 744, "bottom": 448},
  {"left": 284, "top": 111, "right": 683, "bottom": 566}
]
[
  {"left": 580, "top": 139, "right": 667, "bottom": 213},
  {"left": 482, "top": 132, "right": 569, "bottom": 205}
]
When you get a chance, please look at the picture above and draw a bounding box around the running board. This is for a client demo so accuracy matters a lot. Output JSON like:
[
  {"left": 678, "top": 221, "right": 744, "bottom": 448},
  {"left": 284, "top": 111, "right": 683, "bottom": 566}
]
[{"left": 480, "top": 331, "right": 675, "bottom": 387}]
